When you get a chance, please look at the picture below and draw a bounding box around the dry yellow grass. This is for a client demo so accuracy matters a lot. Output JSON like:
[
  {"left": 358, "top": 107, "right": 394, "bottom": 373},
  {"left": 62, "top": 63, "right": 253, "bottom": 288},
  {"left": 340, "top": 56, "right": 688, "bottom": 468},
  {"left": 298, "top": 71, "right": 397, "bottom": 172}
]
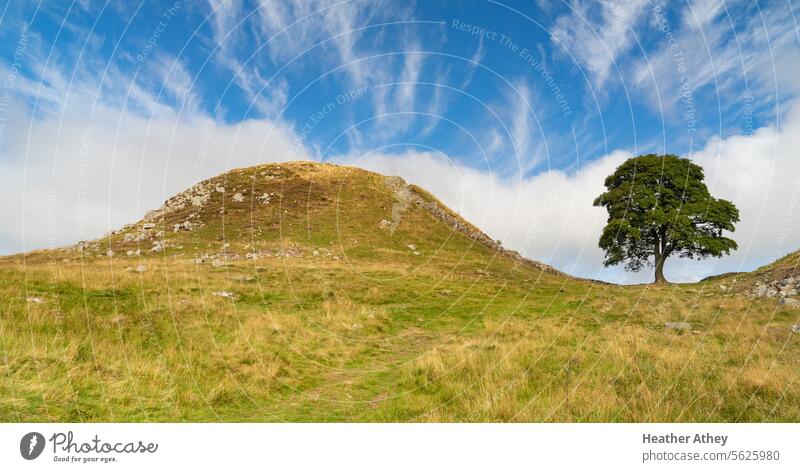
[{"left": 1, "top": 162, "right": 798, "bottom": 422}]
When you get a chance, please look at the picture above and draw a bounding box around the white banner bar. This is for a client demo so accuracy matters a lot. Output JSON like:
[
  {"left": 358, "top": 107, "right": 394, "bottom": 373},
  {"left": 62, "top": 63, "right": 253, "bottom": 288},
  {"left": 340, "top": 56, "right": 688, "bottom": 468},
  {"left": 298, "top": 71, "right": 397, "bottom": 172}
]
[{"left": 1, "top": 423, "right": 796, "bottom": 471}]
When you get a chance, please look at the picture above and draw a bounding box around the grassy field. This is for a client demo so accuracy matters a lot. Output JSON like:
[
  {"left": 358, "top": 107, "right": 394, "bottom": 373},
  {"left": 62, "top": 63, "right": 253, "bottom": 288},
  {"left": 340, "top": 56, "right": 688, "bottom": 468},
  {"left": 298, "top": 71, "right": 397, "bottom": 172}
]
[{"left": 1, "top": 162, "right": 798, "bottom": 422}]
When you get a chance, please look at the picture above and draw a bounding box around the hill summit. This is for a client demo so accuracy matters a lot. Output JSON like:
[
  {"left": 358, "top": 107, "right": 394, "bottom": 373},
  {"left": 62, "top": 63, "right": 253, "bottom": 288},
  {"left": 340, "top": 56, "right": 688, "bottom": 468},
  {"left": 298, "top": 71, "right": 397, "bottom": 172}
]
[{"left": 72, "top": 161, "right": 562, "bottom": 276}]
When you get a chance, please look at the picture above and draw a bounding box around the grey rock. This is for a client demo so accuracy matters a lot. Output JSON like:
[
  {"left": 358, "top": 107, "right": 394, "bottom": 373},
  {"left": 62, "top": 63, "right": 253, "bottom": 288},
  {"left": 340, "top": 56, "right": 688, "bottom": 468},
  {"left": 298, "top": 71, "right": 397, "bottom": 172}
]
[
  {"left": 778, "top": 297, "right": 800, "bottom": 307},
  {"left": 665, "top": 321, "right": 691, "bottom": 331}
]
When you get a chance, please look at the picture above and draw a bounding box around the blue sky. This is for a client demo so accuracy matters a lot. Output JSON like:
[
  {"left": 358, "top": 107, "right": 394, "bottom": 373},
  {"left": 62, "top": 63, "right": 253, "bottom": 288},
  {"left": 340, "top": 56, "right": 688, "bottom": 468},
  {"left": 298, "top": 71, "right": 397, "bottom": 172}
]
[{"left": 1, "top": 0, "right": 799, "bottom": 283}]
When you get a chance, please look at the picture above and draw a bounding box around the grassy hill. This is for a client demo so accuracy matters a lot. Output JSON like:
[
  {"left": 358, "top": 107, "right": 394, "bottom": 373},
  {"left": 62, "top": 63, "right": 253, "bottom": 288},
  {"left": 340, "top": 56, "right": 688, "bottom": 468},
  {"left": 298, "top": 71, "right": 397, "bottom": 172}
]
[{"left": 1, "top": 161, "right": 799, "bottom": 421}]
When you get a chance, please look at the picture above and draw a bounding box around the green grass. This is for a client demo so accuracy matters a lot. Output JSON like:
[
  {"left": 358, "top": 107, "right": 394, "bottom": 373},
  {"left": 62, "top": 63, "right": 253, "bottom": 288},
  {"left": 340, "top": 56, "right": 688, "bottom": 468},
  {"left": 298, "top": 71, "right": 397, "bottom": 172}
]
[{"left": 1, "top": 161, "right": 798, "bottom": 422}]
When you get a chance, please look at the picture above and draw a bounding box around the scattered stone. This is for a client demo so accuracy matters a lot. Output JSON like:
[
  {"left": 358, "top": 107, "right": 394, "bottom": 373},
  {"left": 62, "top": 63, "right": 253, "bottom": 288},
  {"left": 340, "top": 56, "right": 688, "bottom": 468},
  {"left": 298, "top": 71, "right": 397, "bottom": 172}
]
[
  {"left": 779, "top": 297, "right": 800, "bottom": 307},
  {"left": 106, "top": 250, "right": 114, "bottom": 257},
  {"left": 665, "top": 321, "right": 691, "bottom": 331},
  {"left": 312, "top": 250, "right": 320, "bottom": 256},
  {"left": 191, "top": 194, "right": 209, "bottom": 207},
  {"left": 413, "top": 251, "right": 421, "bottom": 256},
  {"left": 233, "top": 276, "right": 255, "bottom": 283},
  {"left": 212, "top": 291, "right": 234, "bottom": 298},
  {"left": 215, "top": 185, "right": 225, "bottom": 193},
  {"left": 211, "top": 259, "right": 227, "bottom": 268},
  {"left": 792, "top": 324, "right": 800, "bottom": 334},
  {"left": 232, "top": 193, "right": 245, "bottom": 203},
  {"left": 26, "top": 297, "right": 45, "bottom": 304},
  {"left": 407, "top": 244, "right": 416, "bottom": 251},
  {"left": 257, "top": 193, "right": 272, "bottom": 204},
  {"left": 133, "top": 265, "right": 147, "bottom": 273},
  {"left": 378, "top": 219, "right": 391, "bottom": 229},
  {"left": 143, "top": 209, "right": 163, "bottom": 221},
  {"left": 142, "top": 223, "right": 156, "bottom": 230}
]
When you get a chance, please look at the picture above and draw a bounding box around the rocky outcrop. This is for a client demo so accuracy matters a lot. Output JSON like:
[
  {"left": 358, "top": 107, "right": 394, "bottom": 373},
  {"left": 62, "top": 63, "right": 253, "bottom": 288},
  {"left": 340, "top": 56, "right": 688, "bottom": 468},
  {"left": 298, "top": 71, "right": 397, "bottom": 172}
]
[{"left": 751, "top": 277, "right": 798, "bottom": 299}]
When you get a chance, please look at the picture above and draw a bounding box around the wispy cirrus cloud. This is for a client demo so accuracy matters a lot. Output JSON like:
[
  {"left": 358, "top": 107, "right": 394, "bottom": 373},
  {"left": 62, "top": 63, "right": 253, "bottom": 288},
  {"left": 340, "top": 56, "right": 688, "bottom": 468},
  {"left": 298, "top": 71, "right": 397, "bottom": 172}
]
[
  {"left": 550, "top": 0, "right": 650, "bottom": 87},
  {"left": 632, "top": 0, "right": 800, "bottom": 116}
]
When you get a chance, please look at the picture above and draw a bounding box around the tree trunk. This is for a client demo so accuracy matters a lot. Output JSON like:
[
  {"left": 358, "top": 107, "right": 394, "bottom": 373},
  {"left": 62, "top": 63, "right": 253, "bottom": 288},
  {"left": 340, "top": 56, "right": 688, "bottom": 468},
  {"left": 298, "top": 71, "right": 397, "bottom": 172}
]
[
  {"left": 654, "top": 235, "right": 668, "bottom": 284},
  {"left": 654, "top": 255, "right": 667, "bottom": 284}
]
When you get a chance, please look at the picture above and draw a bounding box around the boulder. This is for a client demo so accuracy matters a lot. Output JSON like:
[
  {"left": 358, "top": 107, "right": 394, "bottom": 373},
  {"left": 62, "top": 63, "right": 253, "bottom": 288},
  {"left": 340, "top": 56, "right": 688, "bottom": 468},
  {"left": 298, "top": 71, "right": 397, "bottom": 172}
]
[
  {"left": 779, "top": 297, "right": 800, "bottom": 307},
  {"left": 665, "top": 321, "right": 691, "bottom": 331}
]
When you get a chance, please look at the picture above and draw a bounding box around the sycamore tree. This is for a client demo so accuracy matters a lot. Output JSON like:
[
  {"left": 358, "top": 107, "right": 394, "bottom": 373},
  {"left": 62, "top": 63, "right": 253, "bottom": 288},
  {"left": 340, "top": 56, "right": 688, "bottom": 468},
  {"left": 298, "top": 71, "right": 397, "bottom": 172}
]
[{"left": 592, "top": 154, "right": 739, "bottom": 284}]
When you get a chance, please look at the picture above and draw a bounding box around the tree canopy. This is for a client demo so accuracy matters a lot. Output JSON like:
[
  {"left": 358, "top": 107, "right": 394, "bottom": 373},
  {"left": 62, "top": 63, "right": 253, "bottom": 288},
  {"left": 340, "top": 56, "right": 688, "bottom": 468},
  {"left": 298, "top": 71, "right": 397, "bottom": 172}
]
[{"left": 593, "top": 154, "right": 739, "bottom": 283}]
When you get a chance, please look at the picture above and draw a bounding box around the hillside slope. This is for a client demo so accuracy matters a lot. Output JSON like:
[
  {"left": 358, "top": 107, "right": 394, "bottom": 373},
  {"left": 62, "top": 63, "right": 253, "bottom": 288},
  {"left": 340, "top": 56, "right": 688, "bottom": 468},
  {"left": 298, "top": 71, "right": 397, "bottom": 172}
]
[
  {"left": 1, "top": 161, "right": 799, "bottom": 422},
  {"left": 56, "top": 161, "right": 563, "bottom": 277}
]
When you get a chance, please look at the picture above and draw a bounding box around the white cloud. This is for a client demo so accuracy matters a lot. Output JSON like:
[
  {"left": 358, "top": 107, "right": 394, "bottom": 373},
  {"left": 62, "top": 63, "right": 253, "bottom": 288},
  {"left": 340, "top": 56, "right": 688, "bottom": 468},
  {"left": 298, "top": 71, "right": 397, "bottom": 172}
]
[
  {"left": 0, "top": 104, "right": 308, "bottom": 254},
  {"left": 551, "top": 0, "right": 650, "bottom": 87},
  {"left": 681, "top": 0, "right": 724, "bottom": 31},
  {"left": 396, "top": 49, "right": 423, "bottom": 111},
  {"left": 688, "top": 101, "right": 800, "bottom": 278}
]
